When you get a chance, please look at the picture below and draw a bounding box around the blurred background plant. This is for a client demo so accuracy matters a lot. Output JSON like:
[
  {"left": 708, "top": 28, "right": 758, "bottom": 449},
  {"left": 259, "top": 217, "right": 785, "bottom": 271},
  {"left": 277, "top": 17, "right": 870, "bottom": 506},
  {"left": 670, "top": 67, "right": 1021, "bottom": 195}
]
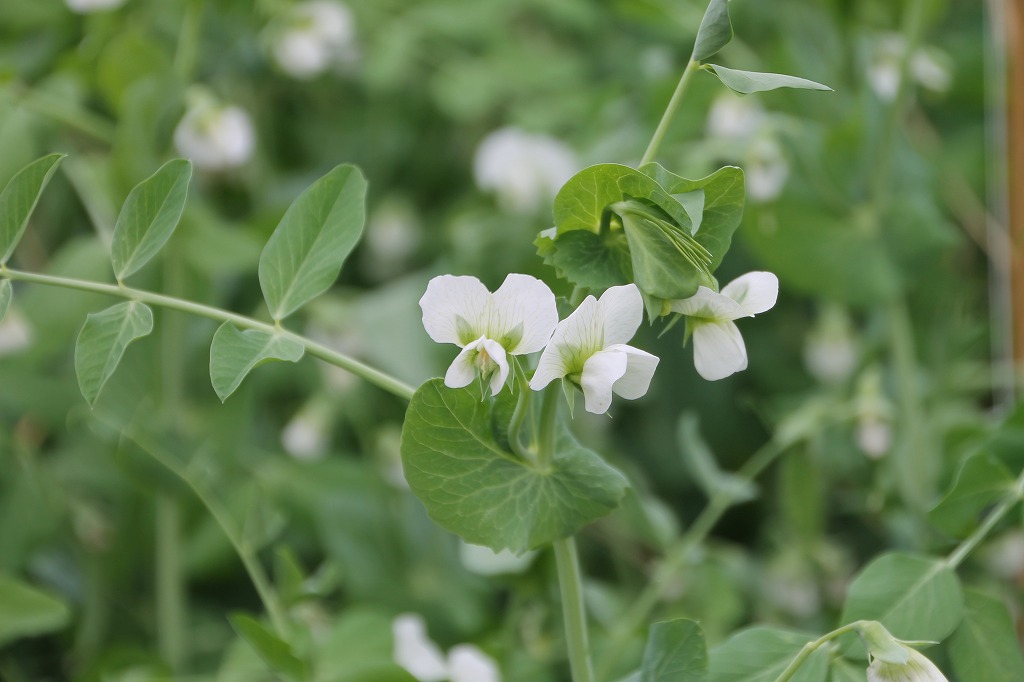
[{"left": 0, "top": 0, "right": 1019, "bottom": 680}]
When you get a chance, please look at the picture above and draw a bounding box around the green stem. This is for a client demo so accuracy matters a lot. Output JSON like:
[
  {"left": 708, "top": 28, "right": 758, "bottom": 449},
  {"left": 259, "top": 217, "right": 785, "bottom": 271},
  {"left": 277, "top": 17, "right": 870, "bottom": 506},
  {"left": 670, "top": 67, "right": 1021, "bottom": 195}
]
[
  {"left": 155, "top": 495, "right": 185, "bottom": 670},
  {"left": 640, "top": 59, "right": 699, "bottom": 166},
  {"left": 772, "top": 622, "right": 862, "bottom": 682},
  {"left": 945, "top": 468, "right": 1024, "bottom": 570},
  {"left": 5, "top": 85, "right": 116, "bottom": 143},
  {"left": 0, "top": 267, "right": 415, "bottom": 401},
  {"left": 508, "top": 360, "right": 533, "bottom": 460},
  {"left": 554, "top": 537, "right": 595, "bottom": 682}
]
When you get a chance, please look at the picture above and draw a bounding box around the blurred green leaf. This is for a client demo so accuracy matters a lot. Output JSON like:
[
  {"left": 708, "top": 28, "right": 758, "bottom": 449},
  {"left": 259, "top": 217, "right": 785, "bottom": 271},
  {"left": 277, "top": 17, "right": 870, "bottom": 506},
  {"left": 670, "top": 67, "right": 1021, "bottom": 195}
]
[
  {"left": 0, "top": 574, "right": 71, "bottom": 646},
  {"left": 677, "top": 413, "right": 756, "bottom": 504},
  {"left": 641, "top": 619, "right": 708, "bottom": 682},
  {"left": 692, "top": 0, "right": 733, "bottom": 62},
  {"left": 0, "top": 153, "right": 65, "bottom": 265},
  {"left": 208, "top": 323, "right": 305, "bottom": 402},
  {"left": 928, "top": 453, "right": 1015, "bottom": 539},
  {"left": 75, "top": 301, "right": 154, "bottom": 406},
  {"left": 400, "top": 380, "right": 629, "bottom": 553},
  {"left": 229, "top": 612, "right": 309, "bottom": 681},
  {"left": 948, "top": 590, "right": 1024, "bottom": 682},
  {"left": 259, "top": 164, "right": 367, "bottom": 321},
  {"left": 827, "top": 658, "right": 865, "bottom": 682},
  {"left": 0, "top": 279, "right": 10, "bottom": 322},
  {"left": 702, "top": 65, "right": 832, "bottom": 94},
  {"left": 709, "top": 626, "right": 828, "bottom": 682},
  {"left": 314, "top": 609, "right": 419, "bottom": 682},
  {"left": 111, "top": 159, "right": 192, "bottom": 280}
]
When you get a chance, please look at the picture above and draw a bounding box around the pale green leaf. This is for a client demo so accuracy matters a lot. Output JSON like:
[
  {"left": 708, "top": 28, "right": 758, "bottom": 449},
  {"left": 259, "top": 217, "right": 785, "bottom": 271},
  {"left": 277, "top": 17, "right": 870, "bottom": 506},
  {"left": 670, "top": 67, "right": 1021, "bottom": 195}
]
[
  {"left": 928, "top": 452, "right": 1015, "bottom": 539},
  {"left": 948, "top": 589, "right": 1024, "bottom": 682},
  {"left": 677, "top": 413, "right": 756, "bottom": 504},
  {"left": 828, "top": 658, "right": 866, "bottom": 682},
  {"left": 111, "top": 158, "right": 192, "bottom": 280},
  {"left": 0, "top": 574, "right": 71, "bottom": 646},
  {"left": 230, "top": 612, "right": 309, "bottom": 681},
  {"left": 75, "top": 301, "right": 154, "bottom": 405},
  {"left": 259, "top": 164, "right": 367, "bottom": 321},
  {"left": 0, "top": 279, "right": 10, "bottom": 323},
  {"left": 692, "top": 0, "right": 733, "bottom": 62},
  {"left": 209, "top": 322, "right": 305, "bottom": 402},
  {"left": 621, "top": 211, "right": 702, "bottom": 300},
  {"left": 641, "top": 619, "right": 708, "bottom": 682},
  {"left": 400, "top": 380, "right": 629, "bottom": 553},
  {"left": 709, "top": 626, "right": 828, "bottom": 682},
  {"left": 702, "top": 65, "right": 832, "bottom": 94},
  {"left": 0, "top": 153, "right": 66, "bottom": 265}
]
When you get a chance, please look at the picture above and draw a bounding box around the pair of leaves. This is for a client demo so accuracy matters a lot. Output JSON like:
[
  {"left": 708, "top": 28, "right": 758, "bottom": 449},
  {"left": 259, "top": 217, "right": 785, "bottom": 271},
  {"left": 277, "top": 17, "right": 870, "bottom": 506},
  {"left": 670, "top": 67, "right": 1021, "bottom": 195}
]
[{"left": 400, "top": 380, "right": 628, "bottom": 553}]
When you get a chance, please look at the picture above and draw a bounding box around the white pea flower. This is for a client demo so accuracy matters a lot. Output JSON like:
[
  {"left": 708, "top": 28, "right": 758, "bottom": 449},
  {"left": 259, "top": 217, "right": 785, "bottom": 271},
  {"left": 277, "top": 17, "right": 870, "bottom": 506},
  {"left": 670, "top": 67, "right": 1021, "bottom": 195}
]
[
  {"left": 707, "top": 93, "right": 766, "bottom": 140},
  {"left": 281, "top": 399, "right": 332, "bottom": 460},
  {"left": 803, "top": 305, "right": 858, "bottom": 384},
  {"left": 669, "top": 272, "right": 779, "bottom": 381},
  {"left": 473, "top": 128, "right": 577, "bottom": 214},
  {"left": 0, "top": 309, "right": 32, "bottom": 357},
  {"left": 420, "top": 274, "right": 558, "bottom": 396},
  {"left": 867, "top": 34, "right": 952, "bottom": 102},
  {"left": 530, "top": 284, "right": 659, "bottom": 415},
  {"left": 65, "top": 0, "right": 125, "bottom": 13},
  {"left": 392, "top": 614, "right": 448, "bottom": 682},
  {"left": 745, "top": 136, "right": 789, "bottom": 203},
  {"left": 272, "top": 0, "right": 357, "bottom": 79},
  {"left": 867, "top": 645, "right": 949, "bottom": 682},
  {"left": 448, "top": 645, "right": 501, "bottom": 682},
  {"left": 459, "top": 542, "right": 535, "bottom": 576},
  {"left": 173, "top": 97, "right": 255, "bottom": 172}
]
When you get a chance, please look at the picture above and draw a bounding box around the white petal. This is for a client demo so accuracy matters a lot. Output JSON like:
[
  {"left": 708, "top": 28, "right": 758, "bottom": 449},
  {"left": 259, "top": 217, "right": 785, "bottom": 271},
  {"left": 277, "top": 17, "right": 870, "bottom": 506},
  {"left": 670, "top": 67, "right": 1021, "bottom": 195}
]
[
  {"left": 721, "top": 271, "right": 779, "bottom": 316},
  {"left": 867, "top": 649, "right": 949, "bottom": 682},
  {"left": 580, "top": 349, "right": 628, "bottom": 414},
  {"left": 530, "top": 296, "right": 602, "bottom": 394},
  {"left": 669, "top": 286, "right": 744, "bottom": 321},
  {"left": 478, "top": 338, "right": 510, "bottom": 396},
  {"left": 488, "top": 273, "right": 558, "bottom": 353},
  {"left": 448, "top": 644, "right": 501, "bottom": 682},
  {"left": 692, "top": 320, "right": 747, "bottom": 381},
  {"left": 530, "top": 344, "right": 570, "bottom": 391},
  {"left": 445, "top": 344, "right": 480, "bottom": 389},
  {"left": 392, "top": 614, "right": 449, "bottom": 682},
  {"left": 596, "top": 284, "right": 644, "bottom": 346},
  {"left": 606, "top": 344, "right": 659, "bottom": 400},
  {"left": 420, "top": 275, "right": 491, "bottom": 346}
]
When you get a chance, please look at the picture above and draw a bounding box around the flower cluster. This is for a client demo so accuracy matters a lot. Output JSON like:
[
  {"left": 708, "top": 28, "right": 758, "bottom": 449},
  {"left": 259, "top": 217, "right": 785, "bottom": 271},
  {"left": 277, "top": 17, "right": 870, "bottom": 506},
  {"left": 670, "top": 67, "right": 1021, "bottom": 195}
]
[{"left": 419, "top": 270, "right": 778, "bottom": 414}]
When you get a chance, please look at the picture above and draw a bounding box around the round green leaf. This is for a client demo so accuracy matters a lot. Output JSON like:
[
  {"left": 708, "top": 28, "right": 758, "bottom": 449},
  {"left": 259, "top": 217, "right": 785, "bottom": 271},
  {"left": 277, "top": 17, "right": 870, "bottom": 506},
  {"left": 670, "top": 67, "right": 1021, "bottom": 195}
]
[
  {"left": 75, "top": 301, "right": 155, "bottom": 406},
  {"left": 641, "top": 619, "right": 708, "bottom": 682}
]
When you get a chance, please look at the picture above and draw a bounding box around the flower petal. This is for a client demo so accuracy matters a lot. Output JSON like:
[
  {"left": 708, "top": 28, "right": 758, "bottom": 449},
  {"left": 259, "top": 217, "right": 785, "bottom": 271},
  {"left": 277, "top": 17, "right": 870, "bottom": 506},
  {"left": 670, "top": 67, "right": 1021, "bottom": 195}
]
[
  {"left": 420, "top": 275, "right": 491, "bottom": 346},
  {"left": 479, "top": 338, "right": 510, "bottom": 396},
  {"left": 444, "top": 343, "right": 480, "bottom": 389},
  {"left": 530, "top": 296, "right": 602, "bottom": 394},
  {"left": 669, "top": 286, "right": 745, "bottom": 321},
  {"left": 448, "top": 644, "right": 502, "bottom": 682},
  {"left": 392, "top": 614, "right": 449, "bottom": 682},
  {"left": 488, "top": 273, "right": 558, "bottom": 353},
  {"left": 530, "top": 344, "right": 569, "bottom": 391},
  {"left": 580, "top": 349, "right": 628, "bottom": 414},
  {"left": 721, "top": 271, "right": 779, "bottom": 316},
  {"left": 692, "top": 320, "right": 747, "bottom": 381},
  {"left": 606, "top": 344, "right": 659, "bottom": 400},
  {"left": 596, "top": 284, "right": 644, "bottom": 346}
]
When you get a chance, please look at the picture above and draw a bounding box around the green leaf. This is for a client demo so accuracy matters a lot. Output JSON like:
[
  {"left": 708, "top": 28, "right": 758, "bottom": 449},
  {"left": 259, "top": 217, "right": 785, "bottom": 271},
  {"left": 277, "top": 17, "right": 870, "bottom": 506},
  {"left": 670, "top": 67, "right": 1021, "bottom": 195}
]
[
  {"left": 827, "top": 658, "right": 866, "bottom": 682},
  {"left": 75, "top": 301, "right": 154, "bottom": 406},
  {"left": 259, "top": 164, "right": 367, "bottom": 321},
  {"left": 928, "top": 453, "right": 1015, "bottom": 539},
  {"left": 641, "top": 619, "right": 708, "bottom": 682},
  {"left": 691, "top": 0, "right": 733, "bottom": 62},
  {"left": 400, "top": 380, "right": 629, "bottom": 553},
  {"left": 621, "top": 211, "right": 705, "bottom": 300},
  {"left": 110, "top": 158, "right": 192, "bottom": 280},
  {"left": 209, "top": 322, "right": 305, "bottom": 402},
  {"left": 0, "top": 574, "right": 71, "bottom": 647},
  {"left": 709, "top": 626, "right": 828, "bottom": 682},
  {"left": 702, "top": 65, "right": 832, "bottom": 94},
  {"left": 677, "top": 413, "right": 756, "bottom": 504},
  {"left": 948, "top": 590, "right": 1024, "bottom": 682},
  {"left": 0, "top": 279, "right": 11, "bottom": 323},
  {"left": 0, "top": 153, "right": 66, "bottom": 265},
  {"left": 839, "top": 553, "right": 963, "bottom": 657},
  {"left": 536, "top": 228, "right": 631, "bottom": 292},
  {"left": 229, "top": 612, "right": 309, "bottom": 681}
]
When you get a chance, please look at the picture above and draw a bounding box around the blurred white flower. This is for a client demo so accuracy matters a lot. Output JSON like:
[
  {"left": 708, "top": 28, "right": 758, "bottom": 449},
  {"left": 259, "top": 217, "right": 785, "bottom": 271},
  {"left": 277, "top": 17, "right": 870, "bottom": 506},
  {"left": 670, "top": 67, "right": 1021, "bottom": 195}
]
[
  {"left": 803, "top": 305, "right": 857, "bottom": 384},
  {"left": 867, "top": 34, "right": 952, "bottom": 102},
  {"left": 867, "top": 646, "right": 948, "bottom": 682},
  {"left": 910, "top": 49, "right": 952, "bottom": 93},
  {"left": 459, "top": 542, "right": 535, "bottom": 576},
  {"left": 0, "top": 309, "right": 32, "bottom": 356},
  {"left": 393, "top": 614, "right": 448, "bottom": 682},
  {"left": 420, "top": 274, "right": 558, "bottom": 396},
  {"left": 173, "top": 97, "right": 255, "bottom": 172},
  {"left": 448, "top": 645, "right": 501, "bottom": 682},
  {"left": 272, "top": 0, "right": 357, "bottom": 79},
  {"left": 856, "top": 416, "right": 892, "bottom": 459},
  {"left": 65, "top": 0, "right": 125, "bottom": 13},
  {"left": 707, "top": 93, "right": 766, "bottom": 140},
  {"left": 473, "top": 128, "right": 577, "bottom": 213},
  {"left": 363, "top": 200, "right": 422, "bottom": 279},
  {"left": 745, "top": 136, "right": 789, "bottom": 203},
  {"left": 531, "top": 284, "right": 658, "bottom": 415},
  {"left": 670, "top": 272, "right": 779, "bottom": 381},
  {"left": 983, "top": 531, "right": 1024, "bottom": 580},
  {"left": 854, "top": 369, "right": 893, "bottom": 459},
  {"left": 281, "top": 399, "right": 332, "bottom": 460}
]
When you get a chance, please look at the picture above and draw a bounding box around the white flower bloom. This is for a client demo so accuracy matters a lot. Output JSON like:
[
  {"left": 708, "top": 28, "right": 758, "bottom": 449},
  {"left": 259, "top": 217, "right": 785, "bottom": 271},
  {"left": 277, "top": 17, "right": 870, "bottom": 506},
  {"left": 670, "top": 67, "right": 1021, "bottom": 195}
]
[
  {"left": 803, "top": 305, "right": 857, "bottom": 384},
  {"left": 0, "top": 309, "right": 32, "bottom": 357},
  {"left": 745, "top": 136, "right": 789, "bottom": 203},
  {"left": 459, "top": 542, "right": 535, "bottom": 576},
  {"left": 281, "top": 400, "right": 332, "bottom": 460},
  {"left": 392, "top": 614, "right": 448, "bottom": 682},
  {"left": 530, "top": 284, "right": 658, "bottom": 415},
  {"left": 857, "top": 415, "right": 892, "bottom": 459},
  {"left": 867, "top": 34, "right": 952, "bottom": 101},
  {"left": 910, "top": 49, "right": 952, "bottom": 93},
  {"left": 867, "top": 646, "right": 949, "bottom": 682},
  {"left": 272, "top": 1, "right": 357, "bottom": 79},
  {"left": 448, "top": 645, "right": 501, "bottom": 682},
  {"left": 65, "top": 0, "right": 125, "bottom": 13},
  {"left": 670, "top": 272, "right": 779, "bottom": 381},
  {"left": 173, "top": 99, "right": 255, "bottom": 172},
  {"left": 473, "top": 128, "right": 577, "bottom": 213},
  {"left": 707, "top": 93, "right": 766, "bottom": 140},
  {"left": 420, "top": 274, "right": 558, "bottom": 396}
]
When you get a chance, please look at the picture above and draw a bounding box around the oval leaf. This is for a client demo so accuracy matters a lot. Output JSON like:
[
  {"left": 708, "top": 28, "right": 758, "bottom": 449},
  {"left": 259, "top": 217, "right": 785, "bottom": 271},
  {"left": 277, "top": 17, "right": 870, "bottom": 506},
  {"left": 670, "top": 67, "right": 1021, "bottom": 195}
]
[
  {"left": 0, "top": 574, "right": 71, "bottom": 647},
  {"left": 229, "top": 612, "right": 309, "bottom": 681},
  {"left": 0, "top": 279, "right": 11, "bottom": 323},
  {"left": 709, "top": 626, "right": 828, "bottom": 682},
  {"left": 75, "top": 301, "right": 155, "bottom": 406},
  {"left": 0, "top": 153, "right": 66, "bottom": 265},
  {"left": 702, "top": 65, "right": 832, "bottom": 94},
  {"left": 400, "top": 380, "right": 629, "bottom": 553},
  {"left": 642, "top": 619, "right": 708, "bottom": 682},
  {"left": 209, "top": 322, "right": 305, "bottom": 402},
  {"left": 948, "top": 590, "right": 1024, "bottom": 682},
  {"left": 692, "top": 0, "right": 733, "bottom": 62},
  {"left": 928, "top": 452, "right": 1015, "bottom": 539},
  {"left": 111, "top": 158, "right": 193, "bottom": 280},
  {"left": 259, "top": 164, "right": 367, "bottom": 321}
]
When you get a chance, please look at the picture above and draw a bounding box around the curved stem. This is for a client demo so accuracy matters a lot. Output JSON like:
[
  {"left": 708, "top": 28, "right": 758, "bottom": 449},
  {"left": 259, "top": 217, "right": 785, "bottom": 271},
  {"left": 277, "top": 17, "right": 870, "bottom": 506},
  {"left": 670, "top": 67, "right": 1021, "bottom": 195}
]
[
  {"left": 772, "top": 622, "right": 862, "bottom": 682},
  {"left": 0, "top": 267, "right": 416, "bottom": 402},
  {"left": 945, "top": 467, "right": 1024, "bottom": 570},
  {"left": 640, "top": 59, "right": 700, "bottom": 166}
]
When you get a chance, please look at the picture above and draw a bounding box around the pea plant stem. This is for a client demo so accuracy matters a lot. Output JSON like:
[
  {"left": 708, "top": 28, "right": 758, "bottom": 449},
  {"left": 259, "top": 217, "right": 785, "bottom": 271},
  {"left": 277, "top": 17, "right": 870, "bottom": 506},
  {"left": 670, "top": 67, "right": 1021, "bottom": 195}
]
[
  {"left": 0, "top": 266, "right": 416, "bottom": 402},
  {"left": 772, "top": 622, "right": 862, "bottom": 682},
  {"left": 640, "top": 59, "right": 699, "bottom": 166},
  {"left": 945, "top": 466, "right": 1024, "bottom": 570}
]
